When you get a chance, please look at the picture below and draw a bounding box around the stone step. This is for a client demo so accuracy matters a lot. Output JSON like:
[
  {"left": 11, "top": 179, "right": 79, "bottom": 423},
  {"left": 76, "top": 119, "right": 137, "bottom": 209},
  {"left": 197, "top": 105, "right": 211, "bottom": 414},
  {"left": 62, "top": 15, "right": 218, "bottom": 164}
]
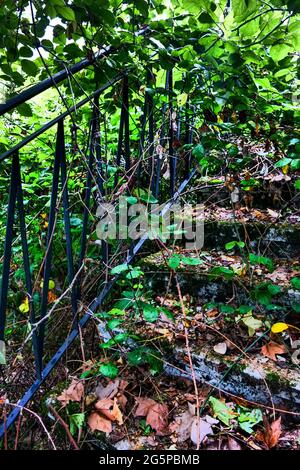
[
  {"left": 173, "top": 207, "right": 300, "bottom": 258},
  {"left": 165, "top": 345, "right": 300, "bottom": 414},
  {"left": 203, "top": 218, "right": 300, "bottom": 259},
  {"left": 141, "top": 250, "right": 300, "bottom": 308},
  {"left": 97, "top": 318, "right": 300, "bottom": 417},
  {"left": 192, "top": 175, "right": 300, "bottom": 210}
]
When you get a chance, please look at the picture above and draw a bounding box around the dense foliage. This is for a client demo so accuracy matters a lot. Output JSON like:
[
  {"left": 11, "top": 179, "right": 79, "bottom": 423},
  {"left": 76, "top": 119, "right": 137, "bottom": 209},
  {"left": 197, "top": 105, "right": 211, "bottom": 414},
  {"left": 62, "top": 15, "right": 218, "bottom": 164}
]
[
  {"left": 0, "top": 0, "right": 299, "bottom": 121},
  {"left": 1, "top": 0, "right": 300, "bottom": 451}
]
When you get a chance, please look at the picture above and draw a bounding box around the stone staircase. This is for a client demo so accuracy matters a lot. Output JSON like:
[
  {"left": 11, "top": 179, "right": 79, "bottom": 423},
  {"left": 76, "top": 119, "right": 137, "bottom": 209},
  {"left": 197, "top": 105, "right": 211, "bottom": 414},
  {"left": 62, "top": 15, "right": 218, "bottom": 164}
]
[{"left": 137, "top": 170, "right": 300, "bottom": 414}]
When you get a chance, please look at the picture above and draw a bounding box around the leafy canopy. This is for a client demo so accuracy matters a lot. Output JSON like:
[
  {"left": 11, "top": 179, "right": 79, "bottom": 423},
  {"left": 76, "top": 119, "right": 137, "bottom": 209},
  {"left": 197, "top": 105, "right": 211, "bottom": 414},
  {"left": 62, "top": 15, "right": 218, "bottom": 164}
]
[{"left": 0, "top": 0, "right": 298, "bottom": 124}]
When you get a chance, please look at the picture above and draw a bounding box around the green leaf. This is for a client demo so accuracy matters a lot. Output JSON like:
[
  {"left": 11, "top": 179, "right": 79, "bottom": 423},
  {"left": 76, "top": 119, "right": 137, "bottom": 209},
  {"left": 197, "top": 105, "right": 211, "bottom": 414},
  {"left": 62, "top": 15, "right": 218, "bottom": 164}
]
[
  {"left": 198, "top": 12, "right": 213, "bottom": 23},
  {"left": 69, "top": 413, "right": 85, "bottom": 435},
  {"left": 126, "top": 268, "right": 143, "bottom": 279},
  {"left": 17, "top": 103, "right": 33, "bottom": 117},
  {"left": 291, "top": 277, "right": 300, "bottom": 290},
  {"left": 290, "top": 159, "right": 300, "bottom": 171},
  {"left": 21, "top": 59, "right": 38, "bottom": 76},
  {"left": 274, "top": 157, "right": 292, "bottom": 168},
  {"left": 142, "top": 303, "right": 159, "bottom": 322},
  {"left": 107, "top": 318, "right": 123, "bottom": 330},
  {"left": 249, "top": 254, "right": 273, "bottom": 272},
  {"left": 177, "top": 92, "right": 188, "bottom": 107},
  {"left": 80, "top": 368, "right": 94, "bottom": 379},
  {"left": 238, "top": 305, "right": 252, "bottom": 315},
  {"left": 99, "top": 362, "right": 119, "bottom": 379},
  {"left": 287, "top": 0, "right": 300, "bottom": 14},
  {"left": 168, "top": 254, "right": 181, "bottom": 269},
  {"left": 135, "top": 0, "right": 149, "bottom": 16},
  {"left": 111, "top": 263, "right": 128, "bottom": 275},
  {"left": 295, "top": 180, "right": 300, "bottom": 190},
  {"left": 147, "top": 350, "right": 163, "bottom": 375},
  {"left": 107, "top": 308, "right": 126, "bottom": 316},
  {"left": 270, "top": 44, "right": 292, "bottom": 63},
  {"left": 220, "top": 304, "right": 235, "bottom": 314},
  {"left": 64, "top": 43, "right": 83, "bottom": 58},
  {"left": 210, "top": 266, "right": 234, "bottom": 279},
  {"left": 180, "top": 0, "right": 201, "bottom": 15},
  {"left": 267, "top": 284, "right": 281, "bottom": 295},
  {"left": 225, "top": 241, "right": 236, "bottom": 250},
  {"left": 56, "top": 6, "right": 76, "bottom": 21},
  {"left": 126, "top": 196, "right": 138, "bottom": 204},
  {"left": 114, "top": 333, "right": 129, "bottom": 343},
  {"left": 127, "top": 348, "right": 145, "bottom": 366},
  {"left": 180, "top": 256, "right": 203, "bottom": 266},
  {"left": 232, "top": 0, "right": 257, "bottom": 20},
  {"left": 192, "top": 143, "right": 205, "bottom": 160},
  {"left": 127, "top": 347, "right": 163, "bottom": 374},
  {"left": 209, "top": 397, "right": 235, "bottom": 426},
  {"left": 101, "top": 9, "right": 116, "bottom": 26},
  {"left": 19, "top": 46, "right": 33, "bottom": 57},
  {"left": 134, "top": 188, "right": 158, "bottom": 203},
  {"left": 292, "top": 302, "right": 300, "bottom": 313},
  {"left": 237, "top": 407, "right": 262, "bottom": 434}
]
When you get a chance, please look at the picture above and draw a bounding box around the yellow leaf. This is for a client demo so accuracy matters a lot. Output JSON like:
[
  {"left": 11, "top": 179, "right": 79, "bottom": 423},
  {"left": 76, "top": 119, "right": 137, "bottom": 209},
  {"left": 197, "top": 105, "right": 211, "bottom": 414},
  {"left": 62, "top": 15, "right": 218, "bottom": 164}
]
[
  {"left": 230, "top": 263, "right": 247, "bottom": 276},
  {"left": 282, "top": 164, "right": 289, "bottom": 175},
  {"left": 271, "top": 322, "right": 289, "bottom": 333},
  {"left": 177, "top": 92, "right": 188, "bottom": 107},
  {"left": 19, "top": 297, "right": 29, "bottom": 314},
  {"left": 40, "top": 279, "right": 55, "bottom": 290}
]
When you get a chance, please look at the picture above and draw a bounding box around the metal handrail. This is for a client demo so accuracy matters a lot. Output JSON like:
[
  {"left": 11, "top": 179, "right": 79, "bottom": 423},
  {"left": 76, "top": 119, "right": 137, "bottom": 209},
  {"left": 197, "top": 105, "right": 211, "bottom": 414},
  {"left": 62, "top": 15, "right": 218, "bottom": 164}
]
[
  {"left": 0, "top": 72, "right": 124, "bottom": 162},
  {"left": 0, "top": 27, "right": 149, "bottom": 117}
]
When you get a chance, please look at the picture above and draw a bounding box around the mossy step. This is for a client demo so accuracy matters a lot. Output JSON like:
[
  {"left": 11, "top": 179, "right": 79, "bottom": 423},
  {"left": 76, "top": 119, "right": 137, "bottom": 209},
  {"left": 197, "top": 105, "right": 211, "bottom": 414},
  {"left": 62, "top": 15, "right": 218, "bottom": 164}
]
[
  {"left": 165, "top": 344, "right": 300, "bottom": 413},
  {"left": 173, "top": 207, "right": 300, "bottom": 258},
  {"left": 141, "top": 250, "right": 300, "bottom": 306},
  {"left": 193, "top": 175, "right": 300, "bottom": 210},
  {"left": 203, "top": 218, "right": 300, "bottom": 258}
]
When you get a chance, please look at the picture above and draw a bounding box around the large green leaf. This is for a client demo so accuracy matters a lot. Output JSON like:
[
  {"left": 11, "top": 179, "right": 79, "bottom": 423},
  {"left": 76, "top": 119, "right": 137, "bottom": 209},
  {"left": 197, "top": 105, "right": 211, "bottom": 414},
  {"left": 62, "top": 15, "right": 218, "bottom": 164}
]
[
  {"left": 270, "top": 44, "right": 292, "bottom": 62},
  {"left": 56, "top": 6, "right": 76, "bottom": 21},
  {"left": 21, "top": 59, "right": 38, "bottom": 76},
  {"left": 99, "top": 362, "right": 119, "bottom": 379},
  {"left": 232, "top": 0, "right": 258, "bottom": 21},
  {"left": 209, "top": 397, "right": 236, "bottom": 425}
]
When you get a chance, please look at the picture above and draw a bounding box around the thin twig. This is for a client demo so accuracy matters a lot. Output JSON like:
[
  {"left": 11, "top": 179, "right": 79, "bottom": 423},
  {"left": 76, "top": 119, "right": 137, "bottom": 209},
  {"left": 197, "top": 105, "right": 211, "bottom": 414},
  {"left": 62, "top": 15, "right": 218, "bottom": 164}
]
[{"left": 48, "top": 404, "right": 79, "bottom": 450}]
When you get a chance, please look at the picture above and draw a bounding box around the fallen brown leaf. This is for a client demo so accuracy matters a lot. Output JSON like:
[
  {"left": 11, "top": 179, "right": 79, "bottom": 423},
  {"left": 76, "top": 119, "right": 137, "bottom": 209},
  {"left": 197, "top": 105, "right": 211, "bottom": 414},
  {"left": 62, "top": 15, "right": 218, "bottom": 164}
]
[
  {"left": 96, "top": 380, "right": 120, "bottom": 400},
  {"left": 265, "top": 268, "right": 289, "bottom": 284},
  {"left": 47, "top": 291, "right": 57, "bottom": 303},
  {"left": 135, "top": 397, "right": 157, "bottom": 417},
  {"left": 95, "top": 398, "right": 114, "bottom": 411},
  {"left": 117, "top": 393, "right": 128, "bottom": 411},
  {"left": 256, "top": 416, "right": 282, "bottom": 449},
  {"left": 88, "top": 411, "right": 112, "bottom": 433},
  {"left": 261, "top": 341, "right": 286, "bottom": 361},
  {"left": 170, "top": 410, "right": 191, "bottom": 442},
  {"left": 111, "top": 398, "right": 123, "bottom": 425},
  {"left": 95, "top": 398, "right": 123, "bottom": 424},
  {"left": 57, "top": 379, "right": 84, "bottom": 406},
  {"left": 146, "top": 403, "right": 169, "bottom": 436}
]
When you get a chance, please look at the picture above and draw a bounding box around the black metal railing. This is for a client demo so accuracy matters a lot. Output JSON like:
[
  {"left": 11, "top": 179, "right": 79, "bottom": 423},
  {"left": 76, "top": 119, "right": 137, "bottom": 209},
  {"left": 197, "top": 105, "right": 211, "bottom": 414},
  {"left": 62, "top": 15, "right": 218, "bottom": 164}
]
[{"left": 0, "top": 58, "right": 195, "bottom": 439}]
